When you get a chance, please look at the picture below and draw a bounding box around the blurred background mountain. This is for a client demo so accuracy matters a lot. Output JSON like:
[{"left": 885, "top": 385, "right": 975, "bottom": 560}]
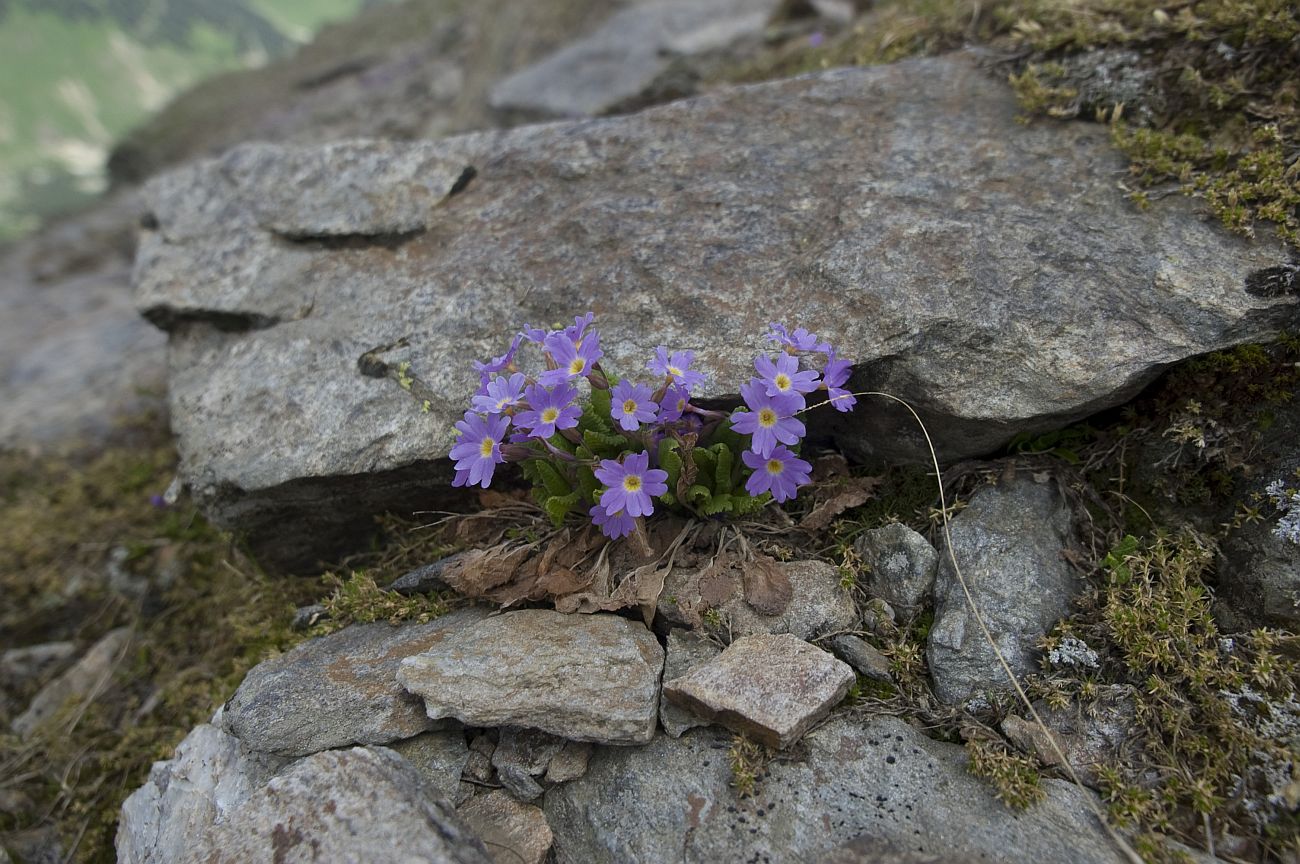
[{"left": 0, "top": 0, "right": 387, "bottom": 243}]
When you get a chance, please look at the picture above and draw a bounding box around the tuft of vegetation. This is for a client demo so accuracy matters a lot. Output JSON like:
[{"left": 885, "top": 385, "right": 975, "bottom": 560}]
[
  {"left": 728, "top": 734, "right": 773, "bottom": 798},
  {"left": 313, "top": 570, "right": 451, "bottom": 632},
  {"left": 965, "top": 737, "right": 1046, "bottom": 809}
]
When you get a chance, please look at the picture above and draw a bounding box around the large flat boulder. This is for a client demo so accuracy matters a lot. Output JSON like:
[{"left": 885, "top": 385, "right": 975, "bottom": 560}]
[{"left": 133, "top": 52, "right": 1296, "bottom": 567}]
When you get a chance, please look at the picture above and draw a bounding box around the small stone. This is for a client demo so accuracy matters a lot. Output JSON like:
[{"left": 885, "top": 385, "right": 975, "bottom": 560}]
[
  {"left": 464, "top": 750, "right": 494, "bottom": 785},
  {"left": 192, "top": 747, "right": 492, "bottom": 864},
  {"left": 544, "top": 741, "right": 592, "bottom": 785},
  {"left": 457, "top": 789, "right": 554, "bottom": 864},
  {"left": 1001, "top": 685, "right": 1139, "bottom": 789},
  {"left": 289, "top": 604, "right": 327, "bottom": 631},
  {"left": 927, "top": 476, "right": 1083, "bottom": 705},
  {"left": 388, "top": 730, "right": 470, "bottom": 804},
  {"left": 658, "top": 629, "right": 721, "bottom": 738},
  {"left": 13, "top": 628, "right": 131, "bottom": 738},
  {"left": 398, "top": 610, "right": 663, "bottom": 745},
  {"left": 388, "top": 553, "right": 464, "bottom": 595},
  {"left": 828, "top": 635, "right": 893, "bottom": 683},
  {"left": 855, "top": 524, "right": 939, "bottom": 615},
  {"left": 659, "top": 560, "right": 857, "bottom": 642},
  {"left": 0, "top": 642, "right": 77, "bottom": 685},
  {"left": 222, "top": 608, "right": 488, "bottom": 756},
  {"left": 497, "top": 764, "right": 544, "bottom": 803},
  {"left": 664, "top": 633, "right": 855, "bottom": 749},
  {"left": 492, "top": 727, "right": 565, "bottom": 779}
]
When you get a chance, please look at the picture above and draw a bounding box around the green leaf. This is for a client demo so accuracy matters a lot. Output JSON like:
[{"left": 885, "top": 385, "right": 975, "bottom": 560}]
[
  {"left": 588, "top": 387, "right": 613, "bottom": 430},
  {"left": 712, "top": 443, "right": 734, "bottom": 493},
  {"left": 534, "top": 460, "right": 573, "bottom": 498},
  {"left": 583, "top": 428, "right": 626, "bottom": 457},
  {"left": 576, "top": 465, "right": 601, "bottom": 502},
  {"left": 659, "top": 438, "right": 683, "bottom": 492},
  {"left": 731, "top": 491, "right": 769, "bottom": 515},
  {"left": 543, "top": 491, "right": 580, "bottom": 527},
  {"left": 692, "top": 449, "right": 717, "bottom": 493},
  {"left": 686, "top": 484, "right": 713, "bottom": 504},
  {"left": 701, "top": 493, "right": 733, "bottom": 515}
]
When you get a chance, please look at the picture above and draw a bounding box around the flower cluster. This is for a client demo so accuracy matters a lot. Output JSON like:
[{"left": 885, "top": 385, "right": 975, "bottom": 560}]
[
  {"left": 450, "top": 315, "right": 855, "bottom": 539},
  {"left": 1265, "top": 477, "right": 1300, "bottom": 545}
]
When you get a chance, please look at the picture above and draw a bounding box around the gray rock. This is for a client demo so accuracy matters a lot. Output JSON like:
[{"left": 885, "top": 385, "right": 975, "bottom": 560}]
[
  {"left": 489, "top": 0, "right": 777, "bottom": 118},
  {"left": 497, "top": 764, "right": 544, "bottom": 803},
  {"left": 388, "top": 553, "right": 466, "bottom": 595},
  {"left": 544, "top": 741, "right": 593, "bottom": 784},
  {"left": 659, "top": 629, "right": 722, "bottom": 738},
  {"left": 389, "top": 729, "right": 472, "bottom": 805},
  {"left": 659, "top": 560, "right": 857, "bottom": 641},
  {"left": 221, "top": 608, "right": 488, "bottom": 756},
  {"left": 12, "top": 628, "right": 131, "bottom": 738},
  {"left": 855, "top": 523, "right": 939, "bottom": 614},
  {"left": 1217, "top": 407, "right": 1300, "bottom": 630},
  {"left": 0, "top": 642, "right": 77, "bottom": 685},
  {"left": 543, "top": 714, "right": 1126, "bottom": 863},
  {"left": 191, "top": 746, "right": 492, "bottom": 864},
  {"left": 928, "top": 476, "right": 1082, "bottom": 704},
  {"left": 1001, "top": 685, "right": 1139, "bottom": 789},
  {"left": 828, "top": 634, "right": 892, "bottom": 683},
  {"left": 0, "top": 191, "right": 165, "bottom": 453},
  {"left": 398, "top": 610, "right": 663, "bottom": 745},
  {"left": 457, "top": 789, "right": 554, "bottom": 864},
  {"left": 493, "top": 727, "right": 565, "bottom": 780},
  {"left": 663, "top": 633, "right": 854, "bottom": 748},
  {"left": 133, "top": 53, "right": 1296, "bottom": 568},
  {"left": 117, "top": 724, "right": 290, "bottom": 864},
  {"left": 289, "top": 604, "right": 327, "bottom": 631},
  {"left": 820, "top": 835, "right": 961, "bottom": 864}
]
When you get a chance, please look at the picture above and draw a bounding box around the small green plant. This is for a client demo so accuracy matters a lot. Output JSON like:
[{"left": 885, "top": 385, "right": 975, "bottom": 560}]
[
  {"left": 315, "top": 571, "right": 450, "bottom": 630},
  {"left": 728, "top": 734, "right": 772, "bottom": 798},
  {"left": 966, "top": 737, "right": 1045, "bottom": 809}
]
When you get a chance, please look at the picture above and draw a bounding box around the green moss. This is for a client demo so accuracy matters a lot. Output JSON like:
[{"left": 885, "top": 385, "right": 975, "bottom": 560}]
[
  {"left": 313, "top": 570, "right": 451, "bottom": 631},
  {"left": 966, "top": 737, "right": 1045, "bottom": 809}
]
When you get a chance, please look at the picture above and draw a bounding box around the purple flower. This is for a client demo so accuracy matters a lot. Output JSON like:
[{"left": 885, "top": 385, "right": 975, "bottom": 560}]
[
  {"left": 515, "top": 383, "right": 581, "bottom": 438},
  {"left": 821, "top": 350, "right": 857, "bottom": 413},
  {"left": 540, "top": 329, "right": 603, "bottom": 385},
  {"left": 564, "top": 312, "right": 595, "bottom": 343},
  {"left": 742, "top": 446, "right": 812, "bottom": 503},
  {"left": 658, "top": 384, "right": 690, "bottom": 422},
  {"left": 754, "top": 353, "right": 820, "bottom": 405},
  {"left": 520, "top": 324, "right": 548, "bottom": 343},
  {"left": 449, "top": 411, "right": 510, "bottom": 488},
  {"left": 589, "top": 503, "right": 636, "bottom": 539},
  {"left": 471, "top": 372, "right": 527, "bottom": 414},
  {"left": 647, "top": 347, "right": 707, "bottom": 390},
  {"left": 766, "top": 323, "right": 824, "bottom": 353},
  {"left": 611, "top": 379, "right": 659, "bottom": 431},
  {"left": 594, "top": 451, "right": 668, "bottom": 518},
  {"left": 473, "top": 334, "right": 524, "bottom": 382},
  {"left": 730, "top": 379, "right": 805, "bottom": 457}
]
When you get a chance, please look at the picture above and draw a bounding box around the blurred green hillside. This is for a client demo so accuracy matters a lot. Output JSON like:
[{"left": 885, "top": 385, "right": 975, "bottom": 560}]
[{"left": 0, "top": 0, "right": 378, "bottom": 243}]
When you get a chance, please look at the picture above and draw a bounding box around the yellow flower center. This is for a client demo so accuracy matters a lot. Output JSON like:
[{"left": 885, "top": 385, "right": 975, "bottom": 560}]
[
  {"left": 568, "top": 358, "right": 586, "bottom": 375},
  {"left": 622, "top": 475, "right": 642, "bottom": 493},
  {"left": 757, "top": 408, "right": 777, "bottom": 428},
  {"left": 667, "top": 365, "right": 682, "bottom": 377},
  {"left": 622, "top": 398, "right": 638, "bottom": 414},
  {"left": 766, "top": 459, "right": 783, "bottom": 475},
  {"left": 479, "top": 437, "right": 495, "bottom": 457},
  {"left": 541, "top": 407, "right": 559, "bottom": 424},
  {"left": 774, "top": 373, "right": 791, "bottom": 391},
  {"left": 676, "top": 398, "right": 686, "bottom": 412},
  {"left": 495, "top": 398, "right": 510, "bottom": 411}
]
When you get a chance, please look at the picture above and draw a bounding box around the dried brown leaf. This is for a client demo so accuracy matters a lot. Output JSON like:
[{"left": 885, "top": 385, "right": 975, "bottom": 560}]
[
  {"left": 742, "top": 554, "right": 792, "bottom": 616},
  {"left": 799, "top": 476, "right": 882, "bottom": 532}
]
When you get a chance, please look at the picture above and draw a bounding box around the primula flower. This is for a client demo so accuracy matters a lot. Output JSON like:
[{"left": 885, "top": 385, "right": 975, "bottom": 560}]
[
  {"left": 473, "top": 334, "right": 524, "bottom": 384},
  {"left": 595, "top": 451, "right": 668, "bottom": 518},
  {"left": 658, "top": 384, "right": 690, "bottom": 422},
  {"left": 540, "top": 329, "right": 603, "bottom": 385},
  {"left": 449, "top": 411, "right": 510, "bottom": 488},
  {"left": 742, "top": 446, "right": 811, "bottom": 503},
  {"left": 471, "top": 372, "right": 527, "bottom": 415},
  {"left": 590, "top": 503, "right": 636, "bottom": 539},
  {"left": 731, "top": 379, "right": 805, "bottom": 457},
  {"left": 754, "top": 353, "right": 820, "bottom": 405},
  {"left": 564, "top": 312, "right": 595, "bottom": 343},
  {"left": 515, "top": 383, "right": 581, "bottom": 438},
  {"left": 767, "top": 323, "right": 825, "bottom": 353},
  {"left": 821, "top": 350, "right": 857, "bottom": 412},
  {"left": 647, "top": 347, "right": 707, "bottom": 390},
  {"left": 610, "top": 380, "right": 659, "bottom": 431}
]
